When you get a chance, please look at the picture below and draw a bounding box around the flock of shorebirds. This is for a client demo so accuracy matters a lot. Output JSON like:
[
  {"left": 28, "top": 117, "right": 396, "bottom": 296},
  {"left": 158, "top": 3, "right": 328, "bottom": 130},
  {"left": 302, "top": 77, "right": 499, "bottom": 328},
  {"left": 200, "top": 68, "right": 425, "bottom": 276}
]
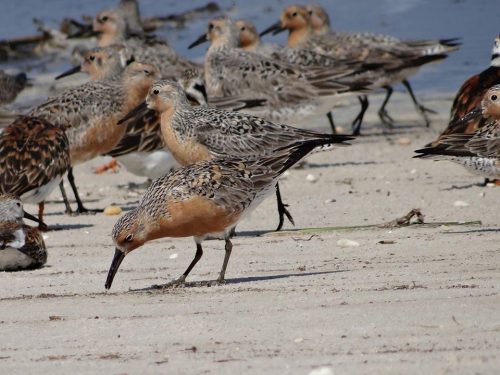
[{"left": 0, "top": 1, "right": 498, "bottom": 290}]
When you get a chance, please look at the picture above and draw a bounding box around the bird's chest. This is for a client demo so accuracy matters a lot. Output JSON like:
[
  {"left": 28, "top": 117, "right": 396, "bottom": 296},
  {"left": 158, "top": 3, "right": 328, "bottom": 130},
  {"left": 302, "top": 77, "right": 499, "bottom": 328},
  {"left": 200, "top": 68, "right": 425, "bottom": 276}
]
[
  {"left": 68, "top": 115, "right": 125, "bottom": 164},
  {"left": 160, "top": 113, "right": 211, "bottom": 166}
]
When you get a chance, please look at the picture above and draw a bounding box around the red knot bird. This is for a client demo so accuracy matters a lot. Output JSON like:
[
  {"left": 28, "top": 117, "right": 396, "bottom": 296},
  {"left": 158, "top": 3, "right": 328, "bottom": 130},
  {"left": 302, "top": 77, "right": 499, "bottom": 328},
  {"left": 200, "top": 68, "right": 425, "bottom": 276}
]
[
  {"left": 0, "top": 194, "right": 47, "bottom": 271},
  {"left": 120, "top": 79, "right": 355, "bottom": 231},
  {"left": 105, "top": 133, "right": 353, "bottom": 290},
  {"left": 30, "top": 62, "right": 159, "bottom": 214},
  {"left": 0, "top": 116, "right": 69, "bottom": 228},
  {"left": 188, "top": 18, "right": 368, "bottom": 133},
  {"left": 261, "top": 5, "right": 460, "bottom": 131},
  {"left": 414, "top": 85, "right": 500, "bottom": 184}
]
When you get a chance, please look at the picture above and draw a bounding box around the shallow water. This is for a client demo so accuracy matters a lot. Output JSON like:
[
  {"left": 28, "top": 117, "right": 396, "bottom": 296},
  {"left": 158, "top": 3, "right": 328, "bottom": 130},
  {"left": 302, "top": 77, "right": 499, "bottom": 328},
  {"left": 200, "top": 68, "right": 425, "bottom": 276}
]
[{"left": 0, "top": 0, "right": 499, "bottom": 94}]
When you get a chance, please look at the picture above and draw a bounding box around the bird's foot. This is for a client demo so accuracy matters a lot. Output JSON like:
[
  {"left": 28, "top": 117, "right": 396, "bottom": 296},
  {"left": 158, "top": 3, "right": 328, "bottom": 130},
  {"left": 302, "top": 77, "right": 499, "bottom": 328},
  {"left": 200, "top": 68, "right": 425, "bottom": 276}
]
[
  {"left": 378, "top": 109, "right": 394, "bottom": 127},
  {"left": 276, "top": 202, "right": 295, "bottom": 231}
]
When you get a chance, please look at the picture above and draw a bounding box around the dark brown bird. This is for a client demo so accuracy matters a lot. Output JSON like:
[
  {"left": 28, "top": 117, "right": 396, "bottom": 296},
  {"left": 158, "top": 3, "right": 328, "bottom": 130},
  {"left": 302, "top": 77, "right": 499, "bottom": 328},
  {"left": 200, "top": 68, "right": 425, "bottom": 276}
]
[{"left": 0, "top": 116, "right": 70, "bottom": 228}]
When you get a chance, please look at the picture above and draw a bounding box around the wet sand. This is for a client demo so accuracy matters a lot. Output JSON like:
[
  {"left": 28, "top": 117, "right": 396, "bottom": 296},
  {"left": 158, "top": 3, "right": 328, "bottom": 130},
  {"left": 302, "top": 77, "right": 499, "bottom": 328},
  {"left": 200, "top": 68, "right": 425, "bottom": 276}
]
[{"left": 0, "top": 92, "right": 499, "bottom": 374}]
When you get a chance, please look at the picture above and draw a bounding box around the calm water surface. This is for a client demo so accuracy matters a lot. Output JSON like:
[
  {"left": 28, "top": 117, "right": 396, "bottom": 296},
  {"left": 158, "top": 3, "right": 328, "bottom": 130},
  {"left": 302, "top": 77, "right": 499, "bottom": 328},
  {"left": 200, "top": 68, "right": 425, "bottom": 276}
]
[{"left": 0, "top": 0, "right": 498, "bottom": 94}]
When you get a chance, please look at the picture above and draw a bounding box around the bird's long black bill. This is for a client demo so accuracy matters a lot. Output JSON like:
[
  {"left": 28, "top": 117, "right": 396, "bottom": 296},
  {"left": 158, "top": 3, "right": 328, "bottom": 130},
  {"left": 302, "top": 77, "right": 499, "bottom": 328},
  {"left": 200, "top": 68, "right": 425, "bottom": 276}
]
[
  {"left": 118, "top": 101, "right": 148, "bottom": 125},
  {"left": 23, "top": 210, "right": 42, "bottom": 224},
  {"left": 451, "top": 107, "right": 482, "bottom": 127},
  {"left": 67, "top": 22, "right": 99, "bottom": 39},
  {"left": 259, "top": 21, "right": 285, "bottom": 37},
  {"left": 105, "top": 248, "right": 125, "bottom": 290},
  {"left": 188, "top": 33, "right": 208, "bottom": 49},
  {"left": 55, "top": 65, "right": 81, "bottom": 80}
]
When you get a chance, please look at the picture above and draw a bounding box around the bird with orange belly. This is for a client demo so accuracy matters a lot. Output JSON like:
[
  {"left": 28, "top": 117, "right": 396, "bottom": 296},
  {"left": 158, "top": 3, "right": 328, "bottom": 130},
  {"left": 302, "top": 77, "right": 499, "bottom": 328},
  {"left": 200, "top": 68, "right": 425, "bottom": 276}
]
[{"left": 105, "top": 132, "right": 353, "bottom": 290}]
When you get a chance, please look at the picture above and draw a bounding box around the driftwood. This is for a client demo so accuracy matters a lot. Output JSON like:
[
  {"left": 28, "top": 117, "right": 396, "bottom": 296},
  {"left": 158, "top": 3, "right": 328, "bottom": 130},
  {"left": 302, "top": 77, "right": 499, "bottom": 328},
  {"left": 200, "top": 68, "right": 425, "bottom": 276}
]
[
  {"left": 142, "top": 2, "right": 220, "bottom": 31},
  {"left": 63, "top": 1, "right": 220, "bottom": 37},
  {"left": 0, "top": 2, "right": 221, "bottom": 60}
]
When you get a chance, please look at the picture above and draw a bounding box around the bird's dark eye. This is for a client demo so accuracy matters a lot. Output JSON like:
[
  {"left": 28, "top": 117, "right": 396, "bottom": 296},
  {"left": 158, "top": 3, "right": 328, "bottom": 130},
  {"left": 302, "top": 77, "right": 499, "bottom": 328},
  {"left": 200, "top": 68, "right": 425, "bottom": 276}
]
[
  {"left": 16, "top": 202, "right": 21, "bottom": 207},
  {"left": 308, "top": 10, "right": 313, "bottom": 15},
  {"left": 491, "top": 94, "right": 498, "bottom": 101},
  {"left": 89, "top": 55, "right": 95, "bottom": 61},
  {"left": 125, "top": 234, "right": 133, "bottom": 242},
  {"left": 102, "top": 16, "right": 109, "bottom": 22},
  {"left": 241, "top": 26, "right": 246, "bottom": 31},
  {"left": 153, "top": 89, "right": 159, "bottom": 95},
  {"left": 144, "top": 70, "right": 150, "bottom": 74},
  {"left": 292, "top": 12, "right": 298, "bottom": 17},
  {"left": 208, "top": 23, "right": 214, "bottom": 30}
]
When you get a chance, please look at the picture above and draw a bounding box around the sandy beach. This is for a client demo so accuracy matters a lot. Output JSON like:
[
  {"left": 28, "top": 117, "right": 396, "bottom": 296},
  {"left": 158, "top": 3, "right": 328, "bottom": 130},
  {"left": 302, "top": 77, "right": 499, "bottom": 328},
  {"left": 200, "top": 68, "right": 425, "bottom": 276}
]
[{"left": 0, "top": 91, "right": 498, "bottom": 374}]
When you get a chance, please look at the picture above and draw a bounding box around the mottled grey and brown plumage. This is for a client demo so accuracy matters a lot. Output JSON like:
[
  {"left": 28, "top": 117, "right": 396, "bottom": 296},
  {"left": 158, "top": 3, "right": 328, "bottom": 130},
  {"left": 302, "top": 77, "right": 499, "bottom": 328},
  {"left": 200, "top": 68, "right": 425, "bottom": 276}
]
[
  {"left": 121, "top": 79, "right": 354, "bottom": 230},
  {"left": 0, "top": 116, "right": 70, "bottom": 226},
  {"left": 31, "top": 62, "right": 157, "bottom": 166},
  {"left": 93, "top": 9, "right": 199, "bottom": 80},
  {"left": 0, "top": 71, "right": 28, "bottom": 106},
  {"left": 0, "top": 194, "right": 47, "bottom": 271},
  {"left": 105, "top": 133, "right": 353, "bottom": 290},
  {"left": 415, "top": 85, "right": 500, "bottom": 180},
  {"left": 437, "top": 35, "right": 500, "bottom": 139},
  {"left": 261, "top": 5, "right": 460, "bottom": 128},
  {"left": 30, "top": 62, "right": 158, "bottom": 213},
  {"left": 56, "top": 45, "right": 129, "bottom": 81},
  {"left": 188, "top": 18, "right": 367, "bottom": 126}
]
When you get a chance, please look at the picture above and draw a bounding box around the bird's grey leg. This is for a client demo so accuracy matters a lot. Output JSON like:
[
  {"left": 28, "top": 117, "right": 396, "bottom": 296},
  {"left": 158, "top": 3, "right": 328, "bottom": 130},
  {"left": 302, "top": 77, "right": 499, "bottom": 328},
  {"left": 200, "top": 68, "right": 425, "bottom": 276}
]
[
  {"left": 351, "top": 95, "right": 369, "bottom": 136},
  {"left": 378, "top": 86, "right": 395, "bottom": 126},
  {"left": 216, "top": 238, "right": 233, "bottom": 284},
  {"left": 402, "top": 79, "right": 436, "bottom": 127}
]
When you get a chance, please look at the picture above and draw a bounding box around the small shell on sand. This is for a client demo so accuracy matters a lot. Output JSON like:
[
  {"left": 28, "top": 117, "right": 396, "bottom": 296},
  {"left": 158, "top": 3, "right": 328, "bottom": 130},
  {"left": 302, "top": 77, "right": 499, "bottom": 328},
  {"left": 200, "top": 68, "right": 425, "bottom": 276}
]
[
  {"left": 453, "top": 200, "right": 469, "bottom": 207},
  {"left": 104, "top": 205, "right": 123, "bottom": 216},
  {"left": 337, "top": 239, "right": 360, "bottom": 248}
]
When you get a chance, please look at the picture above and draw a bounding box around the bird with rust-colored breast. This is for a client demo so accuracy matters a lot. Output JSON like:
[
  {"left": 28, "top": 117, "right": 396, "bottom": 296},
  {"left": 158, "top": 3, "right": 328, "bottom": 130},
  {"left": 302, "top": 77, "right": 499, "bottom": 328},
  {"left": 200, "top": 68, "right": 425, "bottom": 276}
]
[
  {"left": 105, "top": 133, "right": 353, "bottom": 290},
  {"left": 120, "top": 79, "right": 354, "bottom": 231},
  {"left": 30, "top": 61, "right": 159, "bottom": 214},
  {"left": 436, "top": 35, "right": 500, "bottom": 139},
  {"left": 261, "top": 5, "right": 460, "bottom": 131},
  {"left": 0, "top": 116, "right": 69, "bottom": 228},
  {"left": 415, "top": 85, "right": 500, "bottom": 184}
]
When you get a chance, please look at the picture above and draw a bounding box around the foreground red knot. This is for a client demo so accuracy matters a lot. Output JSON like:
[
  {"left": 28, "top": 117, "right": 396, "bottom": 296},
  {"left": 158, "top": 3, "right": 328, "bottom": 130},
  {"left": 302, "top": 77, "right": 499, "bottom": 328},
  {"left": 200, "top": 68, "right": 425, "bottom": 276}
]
[{"left": 105, "top": 134, "right": 353, "bottom": 290}]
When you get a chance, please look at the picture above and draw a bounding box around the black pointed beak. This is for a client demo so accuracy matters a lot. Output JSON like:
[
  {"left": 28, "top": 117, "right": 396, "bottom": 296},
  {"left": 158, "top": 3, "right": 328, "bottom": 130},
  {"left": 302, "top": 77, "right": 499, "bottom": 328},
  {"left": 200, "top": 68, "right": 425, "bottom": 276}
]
[
  {"left": 118, "top": 101, "right": 148, "bottom": 125},
  {"left": 105, "top": 248, "right": 126, "bottom": 290},
  {"left": 66, "top": 22, "right": 99, "bottom": 39},
  {"left": 194, "top": 83, "right": 208, "bottom": 104},
  {"left": 259, "top": 21, "right": 285, "bottom": 37},
  {"left": 451, "top": 107, "right": 482, "bottom": 127},
  {"left": 188, "top": 33, "right": 208, "bottom": 49},
  {"left": 55, "top": 65, "right": 81, "bottom": 80},
  {"left": 23, "top": 210, "right": 48, "bottom": 230}
]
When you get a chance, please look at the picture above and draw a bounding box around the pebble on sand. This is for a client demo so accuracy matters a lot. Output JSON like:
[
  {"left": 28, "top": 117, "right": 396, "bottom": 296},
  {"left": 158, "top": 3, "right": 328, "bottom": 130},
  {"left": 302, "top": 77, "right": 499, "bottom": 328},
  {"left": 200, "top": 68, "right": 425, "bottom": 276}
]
[
  {"left": 308, "top": 367, "right": 335, "bottom": 375},
  {"left": 104, "top": 205, "right": 123, "bottom": 215},
  {"left": 306, "top": 174, "right": 317, "bottom": 183},
  {"left": 396, "top": 137, "right": 411, "bottom": 145},
  {"left": 453, "top": 200, "right": 469, "bottom": 207}
]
